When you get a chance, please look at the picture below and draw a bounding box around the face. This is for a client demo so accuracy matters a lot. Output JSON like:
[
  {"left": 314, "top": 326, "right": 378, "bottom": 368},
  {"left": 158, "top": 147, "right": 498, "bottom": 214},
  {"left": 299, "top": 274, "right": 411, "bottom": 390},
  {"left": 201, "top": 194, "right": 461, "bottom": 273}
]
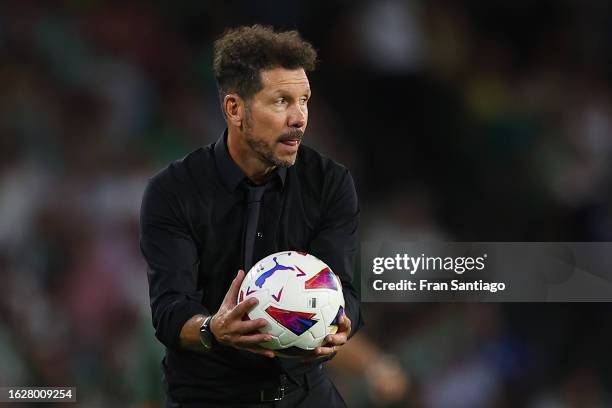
[{"left": 242, "top": 67, "right": 310, "bottom": 168}]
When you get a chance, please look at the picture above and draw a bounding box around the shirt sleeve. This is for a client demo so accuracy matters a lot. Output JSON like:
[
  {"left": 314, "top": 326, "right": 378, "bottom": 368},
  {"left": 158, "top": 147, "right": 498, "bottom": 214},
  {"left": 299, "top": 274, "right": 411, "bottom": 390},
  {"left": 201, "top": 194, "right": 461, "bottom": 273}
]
[
  {"left": 140, "top": 178, "right": 209, "bottom": 350},
  {"left": 309, "top": 168, "right": 364, "bottom": 338}
]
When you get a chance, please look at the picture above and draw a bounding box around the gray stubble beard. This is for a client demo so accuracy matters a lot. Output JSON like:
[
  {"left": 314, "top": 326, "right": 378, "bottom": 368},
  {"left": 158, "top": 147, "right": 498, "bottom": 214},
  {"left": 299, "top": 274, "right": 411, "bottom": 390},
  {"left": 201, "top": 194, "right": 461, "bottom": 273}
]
[
  {"left": 243, "top": 107, "right": 302, "bottom": 168},
  {"left": 245, "top": 136, "right": 294, "bottom": 168}
]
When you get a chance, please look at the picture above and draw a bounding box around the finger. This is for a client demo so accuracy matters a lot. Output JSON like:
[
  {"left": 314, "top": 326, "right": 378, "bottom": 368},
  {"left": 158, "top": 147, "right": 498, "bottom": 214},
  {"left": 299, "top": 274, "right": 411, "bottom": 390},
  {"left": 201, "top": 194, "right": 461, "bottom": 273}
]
[
  {"left": 324, "top": 332, "right": 348, "bottom": 346},
  {"left": 233, "top": 318, "right": 269, "bottom": 334},
  {"left": 221, "top": 270, "right": 245, "bottom": 308},
  {"left": 235, "top": 332, "right": 274, "bottom": 345},
  {"left": 339, "top": 314, "right": 352, "bottom": 333},
  {"left": 314, "top": 345, "right": 337, "bottom": 356},
  {"left": 229, "top": 296, "right": 259, "bottom": 320}
]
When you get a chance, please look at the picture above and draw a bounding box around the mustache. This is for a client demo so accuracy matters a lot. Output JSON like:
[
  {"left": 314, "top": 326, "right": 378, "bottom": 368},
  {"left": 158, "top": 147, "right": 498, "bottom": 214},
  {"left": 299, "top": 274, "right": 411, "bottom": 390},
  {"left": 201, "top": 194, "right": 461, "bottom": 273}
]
[{"left": 278, "top": 129, "right": 304, "bottom": 143}]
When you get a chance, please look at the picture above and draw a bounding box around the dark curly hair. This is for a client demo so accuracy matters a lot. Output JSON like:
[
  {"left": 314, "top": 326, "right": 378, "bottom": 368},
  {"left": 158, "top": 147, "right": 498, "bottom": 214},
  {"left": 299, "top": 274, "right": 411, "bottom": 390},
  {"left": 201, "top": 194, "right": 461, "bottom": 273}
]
[{"left": 213, "top": 25, "right": 317, "bottom": 109}]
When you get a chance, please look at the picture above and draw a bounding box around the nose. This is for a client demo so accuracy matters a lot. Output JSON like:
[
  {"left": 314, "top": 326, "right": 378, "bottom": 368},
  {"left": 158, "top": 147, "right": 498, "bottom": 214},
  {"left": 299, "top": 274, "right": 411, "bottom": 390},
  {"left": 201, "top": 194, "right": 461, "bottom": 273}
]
[{"left": 287, "top": 103, "right": 306, "bottom": 129}]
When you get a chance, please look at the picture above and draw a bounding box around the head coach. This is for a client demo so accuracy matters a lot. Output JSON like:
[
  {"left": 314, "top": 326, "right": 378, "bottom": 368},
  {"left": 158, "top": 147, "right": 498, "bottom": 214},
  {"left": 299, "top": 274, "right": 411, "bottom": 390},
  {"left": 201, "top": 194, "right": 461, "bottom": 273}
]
[{"left": 140, "top": 25, "right": 363, "bottom": 407}]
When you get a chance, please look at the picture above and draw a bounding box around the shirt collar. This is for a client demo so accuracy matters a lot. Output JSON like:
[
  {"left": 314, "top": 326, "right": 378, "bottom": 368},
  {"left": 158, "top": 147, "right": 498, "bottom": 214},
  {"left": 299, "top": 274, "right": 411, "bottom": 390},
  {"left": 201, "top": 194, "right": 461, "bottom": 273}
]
[{"left": 213, "top": 129, "right": 287, "bottom": 191}]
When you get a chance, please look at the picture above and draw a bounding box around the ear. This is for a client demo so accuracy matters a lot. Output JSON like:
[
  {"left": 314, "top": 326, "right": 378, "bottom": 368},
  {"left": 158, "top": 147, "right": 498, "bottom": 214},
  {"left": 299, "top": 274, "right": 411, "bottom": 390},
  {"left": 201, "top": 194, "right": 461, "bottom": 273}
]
[{"left": 223, "top": 94, "right": 244, "bottom": 128}]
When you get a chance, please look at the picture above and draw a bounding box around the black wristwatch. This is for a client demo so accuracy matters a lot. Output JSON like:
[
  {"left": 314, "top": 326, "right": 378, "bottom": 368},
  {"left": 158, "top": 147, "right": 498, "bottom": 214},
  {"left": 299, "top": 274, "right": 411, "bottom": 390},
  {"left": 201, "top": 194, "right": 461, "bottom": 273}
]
[{"left": 199, "top": 315, "right": 218, "bottom": 350}]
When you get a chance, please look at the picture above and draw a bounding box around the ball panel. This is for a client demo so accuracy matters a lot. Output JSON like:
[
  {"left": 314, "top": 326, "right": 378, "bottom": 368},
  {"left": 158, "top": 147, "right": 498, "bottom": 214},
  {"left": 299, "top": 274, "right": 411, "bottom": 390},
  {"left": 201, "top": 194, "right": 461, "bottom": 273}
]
[
  {"left": 319, "top": 304, "right": 334, "bottom": 327},
  {"left": 278, "top": 330, "right": 297, "bottom": 347},
  {"left": 309, "top": 318, "right": 326, "bottom": 340},
  {"left": 292, "top": 332, "right": 319, "bottom": 350}
]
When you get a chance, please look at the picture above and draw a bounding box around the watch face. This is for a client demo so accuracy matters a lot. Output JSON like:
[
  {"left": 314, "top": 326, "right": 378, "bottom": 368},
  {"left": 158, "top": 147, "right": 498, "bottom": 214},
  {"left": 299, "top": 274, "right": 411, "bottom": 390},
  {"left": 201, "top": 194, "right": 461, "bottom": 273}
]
[
  {"left": 200, "top": 317, "right": 214, "bottom": 349},
  {"left": 200, "top": 330, "right": 213, "bottom": 349}
]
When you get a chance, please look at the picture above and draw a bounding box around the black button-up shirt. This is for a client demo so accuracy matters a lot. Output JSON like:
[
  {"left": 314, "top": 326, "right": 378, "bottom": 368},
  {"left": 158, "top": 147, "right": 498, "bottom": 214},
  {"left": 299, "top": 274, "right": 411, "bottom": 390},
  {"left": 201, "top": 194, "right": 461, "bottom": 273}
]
[{"left": 140, "top": 130, "right": 363, "bottom": 402}]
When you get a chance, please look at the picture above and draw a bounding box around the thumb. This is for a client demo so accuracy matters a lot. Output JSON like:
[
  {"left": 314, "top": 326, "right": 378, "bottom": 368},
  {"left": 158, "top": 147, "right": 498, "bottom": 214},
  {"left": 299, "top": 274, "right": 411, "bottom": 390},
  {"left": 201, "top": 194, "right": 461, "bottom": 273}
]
[{"left": 221, "top": 269, "right": 245, "bottom": 308}]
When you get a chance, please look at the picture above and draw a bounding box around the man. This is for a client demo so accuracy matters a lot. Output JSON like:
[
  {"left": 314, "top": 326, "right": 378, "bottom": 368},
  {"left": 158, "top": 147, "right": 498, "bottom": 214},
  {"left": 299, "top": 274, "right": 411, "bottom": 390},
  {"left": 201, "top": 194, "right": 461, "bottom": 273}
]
[{"left": 140, "top": 25, "right": 363, "bottom": 407}]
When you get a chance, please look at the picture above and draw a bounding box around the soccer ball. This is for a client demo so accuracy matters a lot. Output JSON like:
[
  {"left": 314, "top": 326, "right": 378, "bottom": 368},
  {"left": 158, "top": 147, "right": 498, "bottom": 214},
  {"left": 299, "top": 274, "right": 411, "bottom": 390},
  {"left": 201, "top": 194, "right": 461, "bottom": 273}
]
[{"left": 237, "top": 250, "right": 345, "bottom": 355}]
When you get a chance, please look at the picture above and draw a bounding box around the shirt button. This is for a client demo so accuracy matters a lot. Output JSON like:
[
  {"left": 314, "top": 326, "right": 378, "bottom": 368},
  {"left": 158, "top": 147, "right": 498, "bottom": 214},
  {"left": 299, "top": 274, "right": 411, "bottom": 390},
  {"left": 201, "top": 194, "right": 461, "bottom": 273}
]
[{"left": 257, "top": 232, "right": 264, "bottom": 238}]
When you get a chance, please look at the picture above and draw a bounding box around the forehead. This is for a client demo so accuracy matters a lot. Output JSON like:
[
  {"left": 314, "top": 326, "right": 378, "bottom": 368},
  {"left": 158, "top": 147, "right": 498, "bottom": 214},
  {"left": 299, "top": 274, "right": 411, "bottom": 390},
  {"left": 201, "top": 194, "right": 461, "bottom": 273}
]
[{"left": 258, "top": 67, "right": 310, "bottom": 94}]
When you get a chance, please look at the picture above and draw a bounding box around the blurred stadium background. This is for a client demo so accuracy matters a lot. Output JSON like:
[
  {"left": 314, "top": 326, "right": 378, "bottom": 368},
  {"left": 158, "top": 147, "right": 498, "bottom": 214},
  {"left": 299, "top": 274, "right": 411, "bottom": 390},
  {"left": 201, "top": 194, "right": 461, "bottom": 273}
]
[{"left": 2, "top": 0, "right": 612, "bottom": 406}]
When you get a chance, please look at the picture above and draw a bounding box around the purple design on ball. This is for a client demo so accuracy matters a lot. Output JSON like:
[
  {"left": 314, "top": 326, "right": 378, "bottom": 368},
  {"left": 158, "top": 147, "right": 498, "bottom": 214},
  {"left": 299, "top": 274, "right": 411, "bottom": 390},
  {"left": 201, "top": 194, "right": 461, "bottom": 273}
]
[
  {"left": 255, "top": 257, "right": 295, "bottom": 288},
  {"left": 331, "top": 305, "right": 344, "bottom": 326},
  {"left": 266, "top": 305, "right": 318, "bottom": 336},
  {"left": 305, "top": 267, "right": 338, "bottom": 290}
]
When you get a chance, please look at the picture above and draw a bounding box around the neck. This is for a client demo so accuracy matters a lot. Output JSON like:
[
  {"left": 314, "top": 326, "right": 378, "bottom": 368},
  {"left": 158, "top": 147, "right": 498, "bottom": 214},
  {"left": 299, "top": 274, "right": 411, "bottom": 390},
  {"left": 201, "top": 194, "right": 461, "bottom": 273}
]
[{"left": 227, "top": 128, "right": 276, "bottom": 184}]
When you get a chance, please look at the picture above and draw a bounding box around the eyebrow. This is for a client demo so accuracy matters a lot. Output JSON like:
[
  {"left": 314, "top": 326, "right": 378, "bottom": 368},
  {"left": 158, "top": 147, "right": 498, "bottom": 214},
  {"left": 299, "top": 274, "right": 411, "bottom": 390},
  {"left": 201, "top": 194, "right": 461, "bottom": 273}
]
[{"left": 271, "top": 88, "right": 311, "bottom": 97}]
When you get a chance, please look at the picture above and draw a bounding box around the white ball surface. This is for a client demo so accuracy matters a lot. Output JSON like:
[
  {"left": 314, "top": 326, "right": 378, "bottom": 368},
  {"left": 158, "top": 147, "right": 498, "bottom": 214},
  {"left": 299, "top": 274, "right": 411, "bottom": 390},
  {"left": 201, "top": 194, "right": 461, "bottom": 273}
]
[{"left": 237, "top": 251, "right": 345, "bottom": 352}]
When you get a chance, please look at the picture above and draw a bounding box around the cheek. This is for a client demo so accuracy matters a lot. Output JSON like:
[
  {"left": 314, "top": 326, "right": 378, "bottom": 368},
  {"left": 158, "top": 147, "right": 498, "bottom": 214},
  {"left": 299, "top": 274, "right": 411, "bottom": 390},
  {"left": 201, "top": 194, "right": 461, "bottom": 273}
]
[{"left": 252, "top": 110, "right": 286, "bottom": 132}]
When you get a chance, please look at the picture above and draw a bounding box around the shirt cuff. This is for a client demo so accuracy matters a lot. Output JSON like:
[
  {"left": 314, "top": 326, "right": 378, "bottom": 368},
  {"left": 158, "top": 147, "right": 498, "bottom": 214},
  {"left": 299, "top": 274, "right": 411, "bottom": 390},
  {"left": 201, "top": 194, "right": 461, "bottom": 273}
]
[{"left": 155, "top": 299, "right": 210, "bottom": 349}]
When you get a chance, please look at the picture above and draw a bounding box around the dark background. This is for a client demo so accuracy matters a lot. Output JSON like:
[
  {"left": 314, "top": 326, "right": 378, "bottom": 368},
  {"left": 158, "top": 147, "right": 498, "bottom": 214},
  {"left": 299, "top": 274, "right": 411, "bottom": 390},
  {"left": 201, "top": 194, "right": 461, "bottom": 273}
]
[{"left": 1, "top": 0, "right": 612, "bottom": 406}]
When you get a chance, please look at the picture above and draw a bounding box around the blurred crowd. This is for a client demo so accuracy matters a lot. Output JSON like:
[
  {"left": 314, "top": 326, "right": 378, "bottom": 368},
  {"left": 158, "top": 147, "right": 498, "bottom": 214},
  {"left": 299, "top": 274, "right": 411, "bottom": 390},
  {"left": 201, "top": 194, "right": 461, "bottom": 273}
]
[{"left": 1, "top": 0, "right": 612, "bottom": 407}]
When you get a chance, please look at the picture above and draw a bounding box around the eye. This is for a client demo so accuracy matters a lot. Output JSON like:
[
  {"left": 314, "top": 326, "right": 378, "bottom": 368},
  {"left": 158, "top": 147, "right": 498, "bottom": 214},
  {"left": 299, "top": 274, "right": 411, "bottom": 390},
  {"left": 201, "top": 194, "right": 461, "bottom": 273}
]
[
  {"left": 275, "top": 97, "right": 287, "bottom": 105},
  {"left": 299, "top": 97, "right": 309, "bottom": 105}
]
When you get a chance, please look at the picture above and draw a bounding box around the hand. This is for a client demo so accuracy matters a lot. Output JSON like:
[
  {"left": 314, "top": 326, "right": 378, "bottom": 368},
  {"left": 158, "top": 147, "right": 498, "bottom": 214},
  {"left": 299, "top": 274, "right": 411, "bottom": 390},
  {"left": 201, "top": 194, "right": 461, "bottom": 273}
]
[
  {"left": 301, "top": 313, "right": 352, "bottom": 362},
  {"left": 209, "top": 270, "right": 276, "bottom": 358}
]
